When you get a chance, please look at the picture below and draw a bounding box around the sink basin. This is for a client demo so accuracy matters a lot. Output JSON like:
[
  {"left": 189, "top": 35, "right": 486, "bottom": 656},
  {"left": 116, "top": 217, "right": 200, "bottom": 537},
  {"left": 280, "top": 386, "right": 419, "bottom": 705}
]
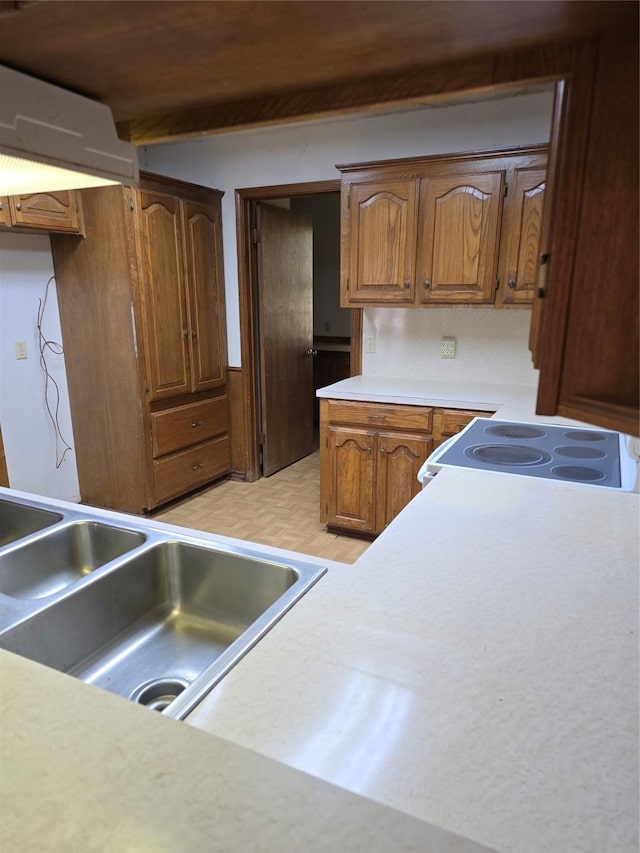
[
  {"left": 0, "top": 539, "right": 321, "bottom": 717},
  {"left": 0, "top": 498, "right": 63, "bottom": 547},
  {"left": 0, "top": 521, "right": 146, "bottom": 599}
]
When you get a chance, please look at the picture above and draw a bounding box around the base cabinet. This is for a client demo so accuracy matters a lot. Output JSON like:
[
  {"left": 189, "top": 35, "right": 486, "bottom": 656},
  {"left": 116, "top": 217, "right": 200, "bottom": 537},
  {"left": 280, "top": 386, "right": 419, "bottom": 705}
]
[
  {"left": 320, "top": 398, "right": 493, "bottom": 536},
  {"left": 51, "top": 172, "right": 230, "bottom": 514}
]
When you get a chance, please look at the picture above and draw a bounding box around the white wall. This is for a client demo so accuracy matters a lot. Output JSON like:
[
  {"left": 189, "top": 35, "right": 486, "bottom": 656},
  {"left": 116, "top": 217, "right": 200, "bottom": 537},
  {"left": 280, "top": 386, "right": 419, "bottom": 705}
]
[
  {"left": 363, "top": 307, "right": 537, "bottom": 385},
  {"left": 143, "top": 90, "right": 554, "bottom": 371},
  {"left": 0, "top": 232, "right": 79, "bottom": 500}
]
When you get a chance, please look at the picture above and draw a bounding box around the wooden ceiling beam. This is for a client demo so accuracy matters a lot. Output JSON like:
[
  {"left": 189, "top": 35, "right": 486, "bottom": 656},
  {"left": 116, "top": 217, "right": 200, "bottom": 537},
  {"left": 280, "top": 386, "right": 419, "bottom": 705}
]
[{"left": 119, "top": 41, "right": 577, "bottom": 146}]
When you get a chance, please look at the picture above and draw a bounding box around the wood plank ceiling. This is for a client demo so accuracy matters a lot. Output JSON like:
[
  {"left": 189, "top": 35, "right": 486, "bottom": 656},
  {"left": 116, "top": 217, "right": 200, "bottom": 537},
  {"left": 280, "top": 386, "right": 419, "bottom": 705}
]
[{"left": 0, "top": 0, "right": 636, "bottom": 145}]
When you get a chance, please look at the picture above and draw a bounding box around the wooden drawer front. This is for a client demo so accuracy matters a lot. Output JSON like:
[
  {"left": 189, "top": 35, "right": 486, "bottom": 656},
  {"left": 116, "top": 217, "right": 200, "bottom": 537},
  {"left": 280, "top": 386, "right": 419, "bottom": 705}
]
[
  {"left": 440, "top": 409, "right": 490, "bottom": 437},
  {"left": 327, "top": 400, "right": 433, "bottom": 432},
  {"left": 153, "top": 435, "right": 230, "bottom": 504},
  {"left": 151, "top": 396, "right": 229, "bottom": 457}
]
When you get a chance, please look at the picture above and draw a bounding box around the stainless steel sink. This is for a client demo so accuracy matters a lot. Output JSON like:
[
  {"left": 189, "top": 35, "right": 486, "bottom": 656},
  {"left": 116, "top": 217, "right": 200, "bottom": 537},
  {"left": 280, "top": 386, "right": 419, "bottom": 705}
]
[
  {"left": 0, "top": 498, "right": 63, "bottom": 547},
  {"left": 0, "top": 521, "right": 146, "bottom": 599},
  {"left": 0, "top": 491, "right": 326, "bottom": 719}
]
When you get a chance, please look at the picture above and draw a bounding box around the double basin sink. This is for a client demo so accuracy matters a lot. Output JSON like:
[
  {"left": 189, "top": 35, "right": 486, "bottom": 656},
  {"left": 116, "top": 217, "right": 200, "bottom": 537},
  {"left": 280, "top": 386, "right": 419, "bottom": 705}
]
[{"left": 0, "top": 492, "right": 326, "bottom": 718}]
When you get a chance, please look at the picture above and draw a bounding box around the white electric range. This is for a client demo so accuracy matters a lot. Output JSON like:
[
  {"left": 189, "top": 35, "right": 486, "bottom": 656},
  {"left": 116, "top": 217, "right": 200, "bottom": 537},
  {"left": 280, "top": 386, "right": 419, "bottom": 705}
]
[{"left": 418, "top": 418, "right": 640, "bottom": 492}]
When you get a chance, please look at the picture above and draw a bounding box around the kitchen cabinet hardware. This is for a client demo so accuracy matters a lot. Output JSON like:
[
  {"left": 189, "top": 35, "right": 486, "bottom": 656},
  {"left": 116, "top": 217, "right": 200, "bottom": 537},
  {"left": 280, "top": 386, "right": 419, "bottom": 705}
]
[
  {"left": 403, "top": 280, "right": 411, "bottom": 288},
  {"left": 508, "top": 278, "right": 516, "bottom": 288},
  {"left": 15, "top": 203, "right": 22, "bottom": 211},
  {"left": 368, "top": 414, "right": 386, "bottom": 420},
  {"left": 191, "top": 330, "right": 197, "bottom": 340},
  {"left": 191, "top": 420, "right": 203, "bottom": 428},
  {"left": 423, "top": 280, "right": 431, "bottom": 289},
  {"left": 191, "top": 462, "right": 204, "bottom": 471},
  {"left": 183, "top": 329, "right": 189, "bottom": 340}
]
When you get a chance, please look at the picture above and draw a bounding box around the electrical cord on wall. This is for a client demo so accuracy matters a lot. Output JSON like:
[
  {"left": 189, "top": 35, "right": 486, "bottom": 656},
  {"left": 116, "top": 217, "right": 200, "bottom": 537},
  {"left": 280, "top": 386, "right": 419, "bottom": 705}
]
[{"left": 37, "top": 276, "right": 73, "bottom": 469}]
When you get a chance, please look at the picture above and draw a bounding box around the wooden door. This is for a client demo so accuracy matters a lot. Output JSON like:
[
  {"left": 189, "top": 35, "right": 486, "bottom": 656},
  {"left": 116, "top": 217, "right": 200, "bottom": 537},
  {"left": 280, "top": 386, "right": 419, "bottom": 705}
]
[
  {"left": 8, "top": 191, "right": 81, "bottom": 232},
  {"left": 137, "top": 190, "right": 191, "bottom": 401},
  {"left": 418, "top": 172, "right": 503, "bottom": 303},
  {"left": 375, "top": 432, "right": 431, "bottom": 532},
  {"left": 501, "top": 168, "right": 546, "bottom": 304},
  {"left": 256, "top": 203, "right": 314, "bottom": 476},
  {"left": 344, "top": 180, "right": 418, "bottom": 304},
  {"left": 327, "top": 426, "right": 376, "bottom": 533},
  {"left": 183, "top": 199, "right": 227, "bottom": 392}
]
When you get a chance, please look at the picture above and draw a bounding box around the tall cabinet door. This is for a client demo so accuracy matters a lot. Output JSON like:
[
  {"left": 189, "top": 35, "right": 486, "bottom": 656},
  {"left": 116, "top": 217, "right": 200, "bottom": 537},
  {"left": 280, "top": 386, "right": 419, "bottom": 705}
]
[
  {"left": 501, "top": 168, "right": 546, "bottom": 304},
  {"left": 183, "top": 199, "right": 227, "bottom": 391},
  {"left": 418, "top": 172, "right": 503, "bottom": 303},
  {"left": 327, "top": 426, "right": 376, "bottom": 534},
  {"left": 375, "top": 432, "right": 432, "bottom": 532},
  {"left": 343, "top": 180, "right": 418, "bottom": 304},
  {"left": 137, "top": 190, "right": 191, "bottom": 400}
]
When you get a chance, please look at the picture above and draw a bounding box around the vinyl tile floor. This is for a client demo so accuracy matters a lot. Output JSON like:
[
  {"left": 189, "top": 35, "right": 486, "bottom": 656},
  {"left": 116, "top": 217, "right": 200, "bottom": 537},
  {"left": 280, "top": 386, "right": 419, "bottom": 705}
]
[{"left": 153, "top": 450, "right": 371, "bottom": 564}]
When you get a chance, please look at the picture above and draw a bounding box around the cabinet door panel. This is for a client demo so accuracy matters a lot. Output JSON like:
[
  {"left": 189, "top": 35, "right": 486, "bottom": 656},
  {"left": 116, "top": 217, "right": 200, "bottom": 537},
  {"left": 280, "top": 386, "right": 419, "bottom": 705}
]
[
  {"left": 346, "top": 180, "right": 417, "bottom": 303},
  {"left": 327, "top": 426, "right": 376, "bottom": 533},
  {"left": 183, "top": 200, "right": 227, "bottom": 391},
  {"left": 8, "top": 191, "right": 81, "bottom": 232},
  {"left": 418, "top": 172, "right": 503, "bottom": 303},
  {"left": 376, "top": 432, "right": 432, "bottom": 532},
  {"left": 137, "top": 191, "right": 191, "bottom": 400},
  {"left": 0, "top": 197, "right": 10, "bottom": 227},
  {"left": 502, "top": 168, "right": 546, "bottom": 304}
]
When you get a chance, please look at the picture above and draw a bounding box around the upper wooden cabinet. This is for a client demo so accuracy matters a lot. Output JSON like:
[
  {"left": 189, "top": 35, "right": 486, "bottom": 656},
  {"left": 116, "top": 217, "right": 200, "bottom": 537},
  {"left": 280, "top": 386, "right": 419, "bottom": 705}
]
[
  {"left": 418, "top": 171, "right": 503, "bottom": 304},
  {"left": 347, "top": 179, "right": 418, "bottom": 303},
  {"left": 0, "top": 190, "right": 84, "bottom": 234},
  {"left": 338, "top": 147, "right": 547, "bottom": 308},
  {"left": 136, "top": 191, "right": 227, "bottom": 401},
  {"left": 501, "top": 168, "right": 546, "bottom": 305},
  {"left": 50, "top": 172, "right": 230, "bottom": 514}
]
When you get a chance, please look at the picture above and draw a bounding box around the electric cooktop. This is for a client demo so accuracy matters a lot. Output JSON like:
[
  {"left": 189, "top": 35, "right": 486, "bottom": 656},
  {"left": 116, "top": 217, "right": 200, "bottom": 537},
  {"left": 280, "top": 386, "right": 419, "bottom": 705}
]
[{"left": 433, "top": 418, "right": 623, "bottom": 487}]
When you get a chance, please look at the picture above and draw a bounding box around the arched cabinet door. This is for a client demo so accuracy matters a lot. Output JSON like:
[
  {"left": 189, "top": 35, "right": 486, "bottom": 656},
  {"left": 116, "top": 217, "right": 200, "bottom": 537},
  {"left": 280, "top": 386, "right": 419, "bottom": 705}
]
[
  {"left": 327, "top": 426, "right": 376, "bottom": 533},
  {"left": 501, "top": 168, "right": 546, "bottom": 304},
  {"left": 418, "top": 172, "right": 503, "bottom": 304},
  {"left": 343, "top": 179, "right": 418, "bottom": 304},
  {"left": 182, "top": 199, "right": 227, "bottom": 392},
  {"left": 375, "top": 431, "right": 432, "bottom": 532},
  {"left": 137, "top": 190, "right": 191, "bottom": 400}
]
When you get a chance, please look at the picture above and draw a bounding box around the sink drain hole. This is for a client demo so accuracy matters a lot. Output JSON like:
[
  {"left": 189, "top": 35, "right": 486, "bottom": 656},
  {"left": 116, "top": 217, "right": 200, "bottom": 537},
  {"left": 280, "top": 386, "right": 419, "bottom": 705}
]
[{"left": 130, "top": 677, "right": 190, "bottom": 712}]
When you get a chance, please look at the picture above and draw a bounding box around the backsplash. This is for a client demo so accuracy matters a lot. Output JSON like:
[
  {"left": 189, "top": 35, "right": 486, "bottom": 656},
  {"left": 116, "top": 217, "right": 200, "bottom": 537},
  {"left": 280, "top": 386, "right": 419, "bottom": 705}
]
[{"left": 362, "top": 306, "right": 539, "bottom": 386}]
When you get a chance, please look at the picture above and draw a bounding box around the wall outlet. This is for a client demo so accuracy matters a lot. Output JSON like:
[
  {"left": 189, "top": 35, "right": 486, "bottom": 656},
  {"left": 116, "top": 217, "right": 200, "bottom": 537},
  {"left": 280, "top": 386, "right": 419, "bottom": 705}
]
[
  {"left": 14, "top": 340, "right": 27, "bottom": 360},
  {"left": 365, "top": 335, "right": 376, "bottom": 353},
  {"left": 440, "top": 336, "right": 456, "bottom": 359}
]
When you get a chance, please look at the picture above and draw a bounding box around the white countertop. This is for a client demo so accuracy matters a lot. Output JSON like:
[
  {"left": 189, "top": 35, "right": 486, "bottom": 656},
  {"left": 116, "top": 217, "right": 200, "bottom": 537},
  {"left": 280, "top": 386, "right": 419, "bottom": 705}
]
[
  {"left": 1, "top": 377, "right": 638, "bottom": 852},
  {"left": 316, "top": 376, "right": 571, "bottom": 424}
]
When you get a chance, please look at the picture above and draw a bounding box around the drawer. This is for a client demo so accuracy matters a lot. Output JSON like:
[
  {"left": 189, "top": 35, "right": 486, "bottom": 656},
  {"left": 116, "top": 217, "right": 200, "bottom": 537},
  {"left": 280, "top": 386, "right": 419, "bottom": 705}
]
[
  {"left": 153, "top": 435, "right": 230, "bottom": 504},
  {"left": 151, "top": 396, "right": 230, "bottom": 458},
  {"left": 440, "top": 408, "right": 492, "bottom": 437},
  {"left": 326, "top": 400, "right": 433, "bottom": 432}
]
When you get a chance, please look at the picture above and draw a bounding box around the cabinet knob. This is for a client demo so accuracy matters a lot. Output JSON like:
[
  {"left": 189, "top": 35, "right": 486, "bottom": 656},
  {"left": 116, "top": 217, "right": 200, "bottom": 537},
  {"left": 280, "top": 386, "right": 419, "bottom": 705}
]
[
  {"left": 191, "top": 420, "right": 203, "bottom": 428},
  {"left": 191, "top": 330, "right": 197, "bottom": 340},
  {"left": 508, "top": 278, "right": 516, "bottom": 289},
  {"left": 423, "top": 280, "right": 431, "bottom": 289},
  {"left": 0, "top": 201, "right": 3, "bottom": 210},
  {"left": 183, "top": 330, "right": 189, "bottom": 340},
  {"left": 379, "top": 448, "right": 386, "bottom": 454},
  {"left": 16, "top": 203, "right": 22, "bottom": 211},
  {"left": 403, "top": 280, "right": 411, "bottom": 289},
  {"left": 192, "top": 462, "right": 204, "bottom": 471}
]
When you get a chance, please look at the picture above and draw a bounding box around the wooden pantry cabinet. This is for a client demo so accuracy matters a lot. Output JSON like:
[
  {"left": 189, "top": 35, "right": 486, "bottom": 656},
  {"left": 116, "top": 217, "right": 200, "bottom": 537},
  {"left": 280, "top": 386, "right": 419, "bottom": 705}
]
[
  {"left": 0, "top": 190, "right": 84, "bottom": 234},
  {"left": 319, "top": 399, "right": 493, "bottom": 536},
  {"left": 51, "top": 172, "right": 230, "bottom": 514},
  {"left": 338, "top": 146, "right": 547, "bottom": 308}
]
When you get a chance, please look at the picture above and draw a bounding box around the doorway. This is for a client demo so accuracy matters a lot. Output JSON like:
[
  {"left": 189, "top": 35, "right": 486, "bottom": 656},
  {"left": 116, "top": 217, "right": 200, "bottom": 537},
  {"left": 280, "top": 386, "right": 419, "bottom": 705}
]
[{"left": 236, "top": 180, "right": 361, "bottom": 481}]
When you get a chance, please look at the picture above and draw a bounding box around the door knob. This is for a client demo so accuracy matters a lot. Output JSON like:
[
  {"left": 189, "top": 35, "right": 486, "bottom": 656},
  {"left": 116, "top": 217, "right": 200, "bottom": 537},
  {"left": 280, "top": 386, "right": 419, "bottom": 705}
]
[{"left": 306, "top": 348, "right": 318, "bottom": 357}]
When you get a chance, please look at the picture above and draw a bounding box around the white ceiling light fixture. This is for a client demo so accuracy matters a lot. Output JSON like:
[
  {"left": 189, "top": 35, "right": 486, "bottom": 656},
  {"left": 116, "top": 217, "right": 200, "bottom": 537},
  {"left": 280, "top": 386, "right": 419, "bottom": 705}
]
[{"left": 0, "top": 65, "right": 139, "bottom": 196}]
